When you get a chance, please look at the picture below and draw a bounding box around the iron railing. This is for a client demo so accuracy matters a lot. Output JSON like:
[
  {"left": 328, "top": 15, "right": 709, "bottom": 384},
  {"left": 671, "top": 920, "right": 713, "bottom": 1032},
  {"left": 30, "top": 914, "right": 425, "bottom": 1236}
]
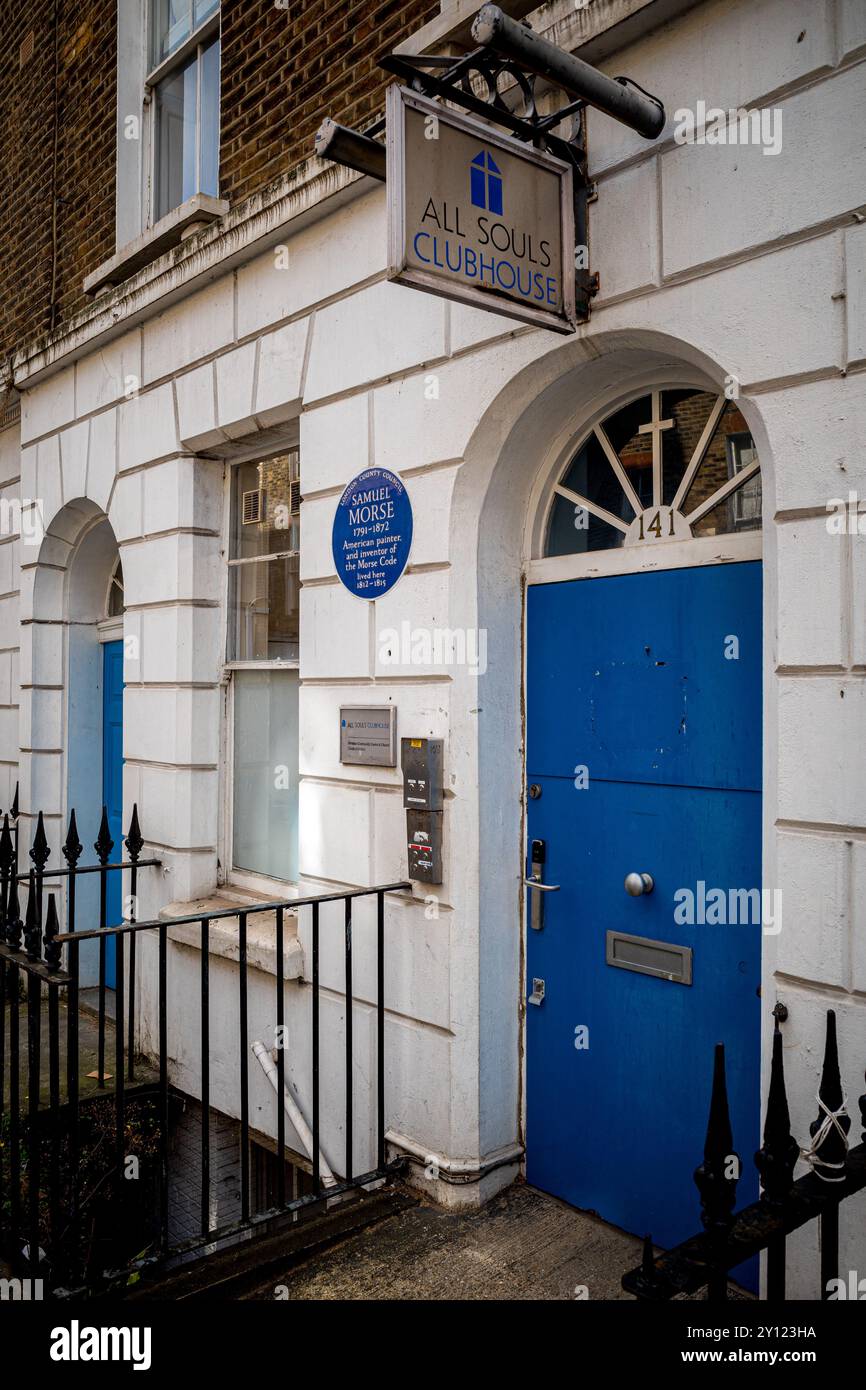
[
  {"left": 623, "top": 1009, "right": 866, "bottom": 1301},
  {"left": 0, "top": 793, "right": 411, "bottom": 1294}
]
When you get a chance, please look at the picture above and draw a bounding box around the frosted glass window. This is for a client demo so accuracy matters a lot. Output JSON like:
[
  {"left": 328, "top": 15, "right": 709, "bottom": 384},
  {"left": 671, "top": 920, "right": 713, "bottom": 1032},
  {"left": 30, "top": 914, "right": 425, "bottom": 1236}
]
[{"left": 232, "top": 671, "right": 299, "bottom": 883}]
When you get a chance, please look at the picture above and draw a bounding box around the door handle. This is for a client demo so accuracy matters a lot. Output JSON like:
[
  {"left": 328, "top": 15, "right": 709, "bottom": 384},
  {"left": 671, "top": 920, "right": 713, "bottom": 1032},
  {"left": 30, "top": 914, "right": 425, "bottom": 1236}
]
[
  {"left": 525, "top": 838, "right": 559, "bottom": 931},
  {"left": 624, "top": 872, "right": 654, "bottom": 897}
]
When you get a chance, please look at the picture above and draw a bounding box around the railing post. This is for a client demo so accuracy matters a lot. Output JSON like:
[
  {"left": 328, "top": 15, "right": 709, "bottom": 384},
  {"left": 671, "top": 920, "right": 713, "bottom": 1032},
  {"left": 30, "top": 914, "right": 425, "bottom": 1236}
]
[
  {"left": 94, "top": 806, "right": 114, "bottom": 1088},
  {"left": 0, "top": 814, "right": 12, "bottom": 1225},
  {"left": 275, "top": 904, "right": 285, "bottom": 1208},
  {"left": 124, "top": 804, "right": 143, "bottom": 1081},
  {"left": 312, "top": 900, "right": 320, "bottom": 1194},
  {"left": 377, "top": 890, "right": 385, "bottom": 1173},
  {"left": 806, "top": 1010, "right": 850, "bottom": 1299},
  {"left": 43, "top": 894, "right": 62, "bottom": 1255},
  {"left": 200, "top": 917, "right": 210, "bottom": 1238},
  {"left": 694, "top": 1043, "right": 739, "bottom": 1302},
  {"left": 344, "top": 897, "right": 353, "bottom": 1183},
  {"left": 24, "top": 872, "right": 42, "bottom": 1275},
  {"left": 238, "top": 911, "right": 249, "bottom": 1222},
  {"left": 62, "top": 808, "right": 83, "bottom": 1280},
  {"left": 756, "top": 1021, "right": 799, "bottom": 1301}
]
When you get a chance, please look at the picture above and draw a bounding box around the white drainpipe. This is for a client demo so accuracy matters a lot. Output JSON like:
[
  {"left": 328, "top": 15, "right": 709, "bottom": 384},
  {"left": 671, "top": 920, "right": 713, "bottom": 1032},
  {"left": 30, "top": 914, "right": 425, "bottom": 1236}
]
[{"left": 251, "top": 1040, "right": 338, "bottom": 1188}]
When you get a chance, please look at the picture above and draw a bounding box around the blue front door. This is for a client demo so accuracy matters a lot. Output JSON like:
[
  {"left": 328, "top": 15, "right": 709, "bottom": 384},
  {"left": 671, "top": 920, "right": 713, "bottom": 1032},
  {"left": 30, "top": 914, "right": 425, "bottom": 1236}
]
[
  {"left": 526, "top": 562, "right": 762, "bottom": 1255},
  {"left": 102, "top": 640, "right": 124, "bottom": 989}
]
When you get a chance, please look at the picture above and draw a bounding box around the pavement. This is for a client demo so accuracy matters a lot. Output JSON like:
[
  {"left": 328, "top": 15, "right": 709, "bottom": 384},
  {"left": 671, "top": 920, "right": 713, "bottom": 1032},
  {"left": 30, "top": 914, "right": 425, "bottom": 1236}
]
[{"left": 241, "top": 1180, "right": 650, "bottom": 1300}]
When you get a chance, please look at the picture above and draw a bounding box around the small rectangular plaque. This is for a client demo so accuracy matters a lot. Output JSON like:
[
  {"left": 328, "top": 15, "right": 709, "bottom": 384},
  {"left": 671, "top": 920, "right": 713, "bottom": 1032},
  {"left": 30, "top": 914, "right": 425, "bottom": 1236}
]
[{"left": 340, "top": 706, "right": 397, "bottom": 767}]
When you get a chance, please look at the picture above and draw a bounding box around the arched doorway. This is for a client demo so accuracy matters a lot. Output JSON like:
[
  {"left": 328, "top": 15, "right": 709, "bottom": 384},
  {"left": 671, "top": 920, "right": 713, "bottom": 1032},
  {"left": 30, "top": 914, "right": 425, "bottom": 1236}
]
[
  {"left": 524, "top": 386, "right": 762, "bottom": 1265},
  {"left": 29, "top": 502, "right": 125, "bottom": 989}
]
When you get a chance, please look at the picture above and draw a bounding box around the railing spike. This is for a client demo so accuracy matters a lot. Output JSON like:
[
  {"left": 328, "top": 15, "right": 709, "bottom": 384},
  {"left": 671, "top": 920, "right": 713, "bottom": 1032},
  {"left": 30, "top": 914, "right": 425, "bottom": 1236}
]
[
  {"left": 11, "top": 781, "right": 19, "bottom": 820},
  {"left": 5, "top": 871, "right": 22, "bottom": 950},
  {"left": 755, "top": 1022, "right": 799, "bottom": 1204},
  {"left": 62, "top": 808, "right": 83, "bottom": 868},
  {"left": 29, "top": 809, "right": 50, "bottom": 871},
  {"left": 859, "top": 1069, "right": 865, "bottom": 1146},
  {"left": 23, "top": 869, "right": 40, "bottom": 961},
  {"left": 124, "top": 802, "right": 144, "bottom": 862},
  {"left": 0, "top": 813, "right": 13, "bottom": 873},
  {"left": 805, "top": 1009, "right": 850, "bottom": 1183},
  {"left": 694, "top": 1043, "right": 740, "bottom": 1236},
  {"left": 94, "top": 805, "right": 114, "bottom": 865},
  {"left": 43, "top": 892, "right": 61, "bottom": 972}
]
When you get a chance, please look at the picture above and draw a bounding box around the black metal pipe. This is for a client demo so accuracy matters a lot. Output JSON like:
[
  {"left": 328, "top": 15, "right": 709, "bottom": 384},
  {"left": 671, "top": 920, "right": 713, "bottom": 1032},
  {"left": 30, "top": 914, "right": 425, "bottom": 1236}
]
[
  {"left": 275, "top": 905, "right": 285, "bottom": 1209},
  {"left": 471, "top": 5, "right": 665, "bottom": 140},
  {"left": 344, "top": 898, "right": 353, "bottom": 1183},
  {"left": 312, "top": 901, "right": 320, "bottom": 1194},
  {"left": 315, "top": 117, "right": 387, "bottom": 182},
  {"left": 158, "top": 924, "right": 168, "bottom": 1253},
  {"left": 239, "top": 911, "right": 249, "bottom": 1223},
  {"left": 200, "top": 918, "right": 210, "bottom": 1237}
]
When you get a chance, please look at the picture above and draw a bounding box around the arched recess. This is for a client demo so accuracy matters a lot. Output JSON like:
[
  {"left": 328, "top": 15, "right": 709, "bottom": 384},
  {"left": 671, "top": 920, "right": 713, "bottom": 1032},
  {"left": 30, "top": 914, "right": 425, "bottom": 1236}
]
[
  {"left": 445, "top": 326, "right": 777, "bottom": 1167},
  {"left": 26, "top": 499, "right": 123, "bottom": 982}
]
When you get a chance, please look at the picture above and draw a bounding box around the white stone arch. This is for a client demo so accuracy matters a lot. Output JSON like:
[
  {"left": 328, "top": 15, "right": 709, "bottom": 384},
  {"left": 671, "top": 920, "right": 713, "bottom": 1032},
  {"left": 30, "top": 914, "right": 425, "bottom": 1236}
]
[{"left": 444, "top": 325, "right": 777, "bottom": 1165}]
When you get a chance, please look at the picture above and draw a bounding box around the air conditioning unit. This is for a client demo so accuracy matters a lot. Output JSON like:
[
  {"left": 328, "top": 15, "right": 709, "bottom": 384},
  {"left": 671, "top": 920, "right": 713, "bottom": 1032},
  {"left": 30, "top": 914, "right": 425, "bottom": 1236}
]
[{"left": 242, "top": 488, "right": 265, "bottom": 525}]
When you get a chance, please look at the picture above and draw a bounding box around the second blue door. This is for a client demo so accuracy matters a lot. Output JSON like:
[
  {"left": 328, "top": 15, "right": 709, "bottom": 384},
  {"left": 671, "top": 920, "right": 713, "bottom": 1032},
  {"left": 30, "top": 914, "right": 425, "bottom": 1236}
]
[
  {"left": 526, "top": 563, "right": 761, "bottom": 1258},
  {"left": 102, "top": 640, "right": 124, "bottom": 989}
]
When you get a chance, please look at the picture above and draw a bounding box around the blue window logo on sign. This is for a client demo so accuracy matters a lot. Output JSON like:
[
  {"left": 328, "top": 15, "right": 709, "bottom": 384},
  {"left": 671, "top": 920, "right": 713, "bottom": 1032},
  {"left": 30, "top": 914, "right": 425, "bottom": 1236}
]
[{"left": 470, "top": 150, "right": 503, "bottom": 214}]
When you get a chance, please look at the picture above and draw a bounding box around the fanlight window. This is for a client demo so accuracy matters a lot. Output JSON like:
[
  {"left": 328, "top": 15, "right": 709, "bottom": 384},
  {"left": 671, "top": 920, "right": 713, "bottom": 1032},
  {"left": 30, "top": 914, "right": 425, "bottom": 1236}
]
[
  {"left": 545, "top": 390, "right": 761, "bottom": 556},
  {"left": 106, "top": 558, "right": 124, "bottom": 617}
]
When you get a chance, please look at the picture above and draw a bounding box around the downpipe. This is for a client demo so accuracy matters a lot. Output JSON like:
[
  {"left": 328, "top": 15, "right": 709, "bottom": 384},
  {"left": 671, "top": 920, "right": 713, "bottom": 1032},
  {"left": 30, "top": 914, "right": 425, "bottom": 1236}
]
[{"left": 251, "top": 1040, "right": 338, "bottom": 1188}]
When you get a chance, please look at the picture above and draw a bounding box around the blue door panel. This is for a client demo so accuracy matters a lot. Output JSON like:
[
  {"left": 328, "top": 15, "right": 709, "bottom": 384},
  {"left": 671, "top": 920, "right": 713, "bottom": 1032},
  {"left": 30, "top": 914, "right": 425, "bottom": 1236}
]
[
  {"left": 102, "top": 641, "right": 124, "bottom": 989},
  {"left": 526, "top": 562, "right": 761, "bottom": 1278},
  {"left": 527, "top": 565, "right": 762, "bottom": 792}
]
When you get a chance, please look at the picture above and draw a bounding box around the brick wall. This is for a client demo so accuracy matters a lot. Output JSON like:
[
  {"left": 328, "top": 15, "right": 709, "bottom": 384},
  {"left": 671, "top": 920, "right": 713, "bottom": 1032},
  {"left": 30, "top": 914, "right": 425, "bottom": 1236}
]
[
  {"left": 0, "top": 1, "right": 439, "bottom": 366},
  {"left": 219, "top": 0, "right": 439, "bottom": 206},
  {"left": 0, "top": 1, "right": 116, "bottom": 363}
]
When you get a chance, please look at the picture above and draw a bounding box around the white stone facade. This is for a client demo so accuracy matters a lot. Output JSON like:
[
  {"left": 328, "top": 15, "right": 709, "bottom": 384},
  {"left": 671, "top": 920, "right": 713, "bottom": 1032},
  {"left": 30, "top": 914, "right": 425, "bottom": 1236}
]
[{"left": 1, "top": 0, "right": 864, "bottom": 1296}]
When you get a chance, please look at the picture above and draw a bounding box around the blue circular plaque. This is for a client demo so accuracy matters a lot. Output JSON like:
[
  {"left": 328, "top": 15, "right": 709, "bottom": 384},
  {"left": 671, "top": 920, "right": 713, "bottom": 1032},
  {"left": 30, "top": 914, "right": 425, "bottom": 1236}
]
[{"left": 332, "top": 467, "right": 413, "bottom": 599}]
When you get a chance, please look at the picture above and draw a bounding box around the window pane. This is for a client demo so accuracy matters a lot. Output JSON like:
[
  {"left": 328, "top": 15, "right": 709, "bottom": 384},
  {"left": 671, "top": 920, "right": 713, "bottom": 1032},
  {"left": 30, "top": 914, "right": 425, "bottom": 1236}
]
[
  {"left": 153, "top": 0, "right": 193, "bottom": 65},
  {"left": 230, "top": 556, "right": 300, "bottom": 661},
  {"left": 200, "top": 36, "right": 220, "bottom": 198},
  {"left": 194, "top": 0, "right": 220, "bottom": 30},
  {"left": 232, "top": 454, "right": 300, "bottom": 558},
  {"left": 232, "top": 671, "right": 298, "bottom": 882},
  {"left": 155, "top": 57, "right": 197, "bottom": 219}
]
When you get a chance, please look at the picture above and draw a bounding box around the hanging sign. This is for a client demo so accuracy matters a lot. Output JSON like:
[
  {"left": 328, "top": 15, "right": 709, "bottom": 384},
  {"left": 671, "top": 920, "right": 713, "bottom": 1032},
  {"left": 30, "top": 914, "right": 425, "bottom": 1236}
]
[
  {"left": 386, "top": 84, "right": 576, "bottom": 335},
  {"left": 332, "top": 466, "right": 413, "bottom": 599}
]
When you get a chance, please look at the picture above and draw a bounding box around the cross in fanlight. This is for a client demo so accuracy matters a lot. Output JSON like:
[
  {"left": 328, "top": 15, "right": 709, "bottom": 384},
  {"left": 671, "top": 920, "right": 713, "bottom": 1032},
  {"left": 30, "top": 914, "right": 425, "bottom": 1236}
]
[{"left": 638, "top": 390, "right": 674, "bottom": 509}]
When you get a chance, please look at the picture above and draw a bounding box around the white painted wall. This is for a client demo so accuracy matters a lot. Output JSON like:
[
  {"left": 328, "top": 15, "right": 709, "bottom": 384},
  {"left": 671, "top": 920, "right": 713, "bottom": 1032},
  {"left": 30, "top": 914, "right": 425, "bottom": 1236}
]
[{"left": 2, "top": 0, "right": 863, "bottom": 1285}]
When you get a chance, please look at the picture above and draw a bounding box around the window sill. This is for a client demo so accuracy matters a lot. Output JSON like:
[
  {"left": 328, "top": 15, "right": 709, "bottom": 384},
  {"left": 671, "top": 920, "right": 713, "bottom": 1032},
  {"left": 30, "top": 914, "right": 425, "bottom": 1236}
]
[
  {"left": 159, "top": 892, "right": 305, "bottom": 980},
  {"left": 84, "top": 194, "right": 230, "bottom": 297}
]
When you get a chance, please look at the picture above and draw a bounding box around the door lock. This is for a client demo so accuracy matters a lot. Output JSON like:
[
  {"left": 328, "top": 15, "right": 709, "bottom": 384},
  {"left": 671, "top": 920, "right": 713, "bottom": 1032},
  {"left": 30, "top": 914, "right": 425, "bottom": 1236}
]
[{"left": 524, "top": 838, "right": 560, "bottom": 931}]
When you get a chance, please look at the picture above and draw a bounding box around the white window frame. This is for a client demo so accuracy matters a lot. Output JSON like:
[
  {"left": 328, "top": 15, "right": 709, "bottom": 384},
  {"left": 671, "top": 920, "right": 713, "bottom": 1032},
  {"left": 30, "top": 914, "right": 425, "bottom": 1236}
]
[
  {"left": 220, "top": 447, "right": 302, "bottom": 896},
  {"left": 143, "top": 3, "right": 221, "bottom": 229}
]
